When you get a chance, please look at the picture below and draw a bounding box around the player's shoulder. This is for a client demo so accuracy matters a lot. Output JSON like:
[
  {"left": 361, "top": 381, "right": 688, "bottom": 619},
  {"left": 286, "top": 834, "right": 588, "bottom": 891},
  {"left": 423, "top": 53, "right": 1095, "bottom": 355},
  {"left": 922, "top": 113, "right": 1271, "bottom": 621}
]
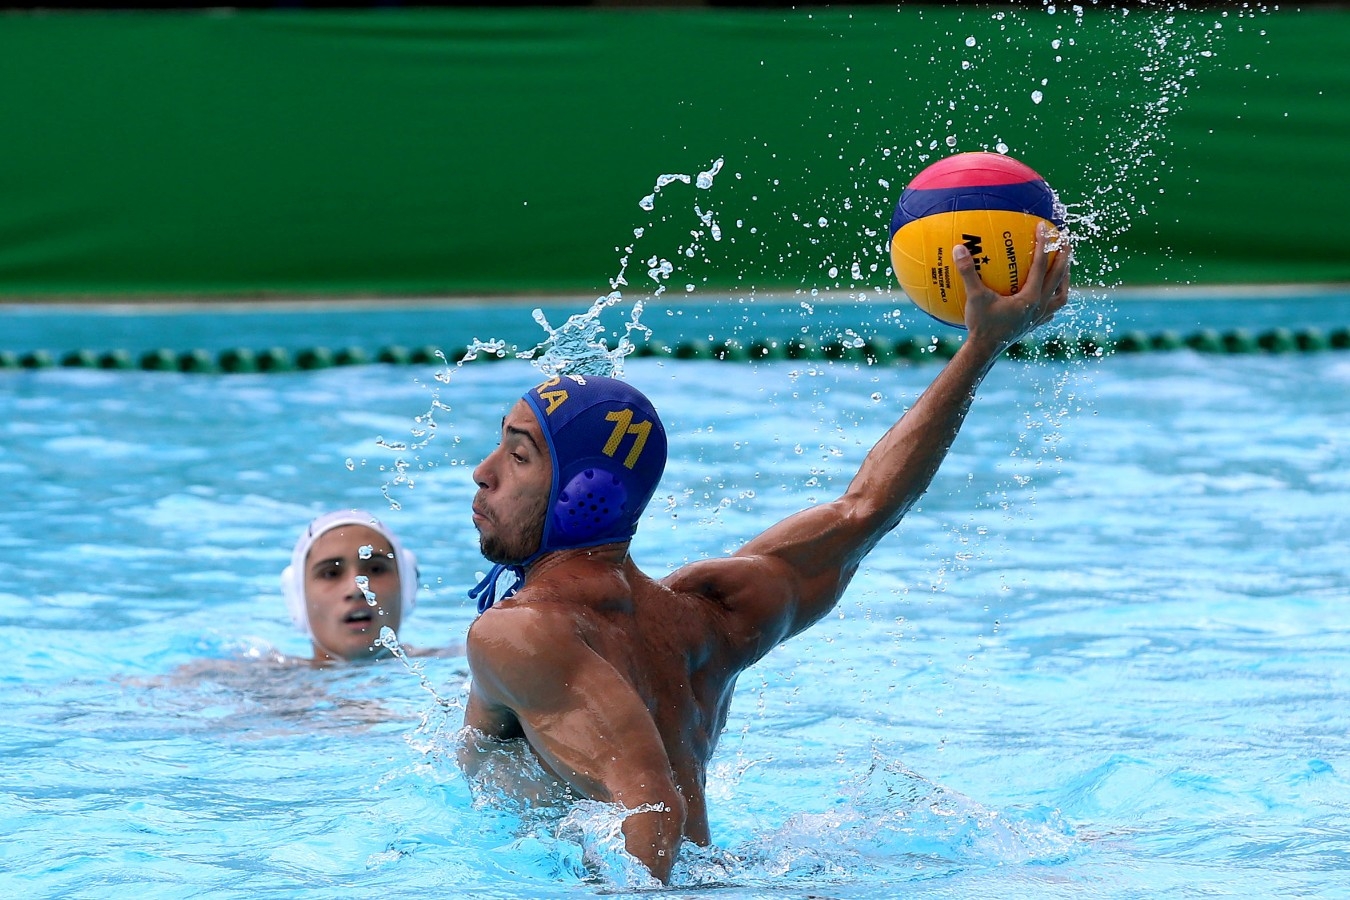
[
  {"left": 468, "top": 594, "right": 580, "bottom": 648},
  {"left": 662, "top": 553, "right": 787, "bottom": 605},
  {"left": 466, "top": 599, "right": 594, "bottom": 702},
  {"left": 661, "top": 553, "right": 801, "bottom": 664}
]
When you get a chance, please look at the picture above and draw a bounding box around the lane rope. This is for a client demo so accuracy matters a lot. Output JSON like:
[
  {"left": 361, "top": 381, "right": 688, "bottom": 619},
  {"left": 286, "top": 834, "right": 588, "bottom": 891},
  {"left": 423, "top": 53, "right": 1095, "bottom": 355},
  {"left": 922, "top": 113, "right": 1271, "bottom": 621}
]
[{"left": 2, "top": 327, "right": 1347, "bottom": 373}]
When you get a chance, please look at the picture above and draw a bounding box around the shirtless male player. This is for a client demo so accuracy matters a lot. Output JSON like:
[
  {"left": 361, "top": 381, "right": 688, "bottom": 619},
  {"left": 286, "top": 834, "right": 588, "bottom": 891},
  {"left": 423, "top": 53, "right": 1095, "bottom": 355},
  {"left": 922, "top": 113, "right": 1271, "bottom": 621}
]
[{"left": 458, "top": 232, "right": 1070, "bottom": 883}]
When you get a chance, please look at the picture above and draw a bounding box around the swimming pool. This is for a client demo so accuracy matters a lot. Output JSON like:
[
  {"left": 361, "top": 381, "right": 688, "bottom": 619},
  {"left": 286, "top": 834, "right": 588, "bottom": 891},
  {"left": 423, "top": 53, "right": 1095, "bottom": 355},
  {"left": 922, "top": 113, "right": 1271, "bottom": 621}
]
[{"left": 3, "top": 293, "right": 1349, "bottom": 897}]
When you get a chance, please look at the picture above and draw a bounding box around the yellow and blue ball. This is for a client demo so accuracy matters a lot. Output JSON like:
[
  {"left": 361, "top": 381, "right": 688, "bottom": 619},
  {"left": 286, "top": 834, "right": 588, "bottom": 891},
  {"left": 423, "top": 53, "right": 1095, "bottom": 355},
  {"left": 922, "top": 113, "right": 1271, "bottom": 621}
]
[{"left": 889, "top": 151, "right": 1063, "bottom": 328}]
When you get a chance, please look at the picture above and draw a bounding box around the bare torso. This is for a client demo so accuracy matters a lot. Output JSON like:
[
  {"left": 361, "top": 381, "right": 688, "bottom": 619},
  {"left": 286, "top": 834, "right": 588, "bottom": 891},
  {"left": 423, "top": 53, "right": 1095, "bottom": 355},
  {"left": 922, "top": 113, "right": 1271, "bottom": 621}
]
[
  {"left": 458, "top": 232, "right": 1070, "bottom": 884},
  {"left": 461, "top": 551, "right": 768, "bottom": 847},
  {"left": 577, "top": 568, "right": 745, "bottom": 843}
]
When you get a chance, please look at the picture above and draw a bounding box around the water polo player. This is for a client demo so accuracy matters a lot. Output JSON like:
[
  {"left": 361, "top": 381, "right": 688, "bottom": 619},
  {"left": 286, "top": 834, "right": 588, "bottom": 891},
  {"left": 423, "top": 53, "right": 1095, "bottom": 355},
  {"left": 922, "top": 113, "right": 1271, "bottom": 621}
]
[
  {"left": 281, "top": 509, "right": 419, "bottom": 664},
  {"left": 458, "top": 232, "right": 1069, "bottom": 883}
]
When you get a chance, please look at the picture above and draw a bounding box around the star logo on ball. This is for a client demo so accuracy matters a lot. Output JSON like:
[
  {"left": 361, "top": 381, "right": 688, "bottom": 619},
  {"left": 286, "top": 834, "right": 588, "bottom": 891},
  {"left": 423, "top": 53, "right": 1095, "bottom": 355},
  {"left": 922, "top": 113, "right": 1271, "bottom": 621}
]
[{"left": 889, "top": 151, "right": 1064, "bottom": 328}]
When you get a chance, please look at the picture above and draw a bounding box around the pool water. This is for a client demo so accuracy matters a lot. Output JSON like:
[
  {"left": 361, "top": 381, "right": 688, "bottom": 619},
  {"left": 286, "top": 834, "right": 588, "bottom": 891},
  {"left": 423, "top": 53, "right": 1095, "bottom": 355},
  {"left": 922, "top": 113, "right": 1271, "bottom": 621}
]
[{"left": 3, "top": 296, "right": 1350, "bottom": 898}]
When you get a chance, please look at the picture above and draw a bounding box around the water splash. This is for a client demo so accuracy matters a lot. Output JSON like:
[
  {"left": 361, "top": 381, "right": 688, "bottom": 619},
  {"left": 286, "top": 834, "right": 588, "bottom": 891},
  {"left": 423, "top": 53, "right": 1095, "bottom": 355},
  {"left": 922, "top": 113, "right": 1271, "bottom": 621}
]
[
  {"left": 528, "top": 294, "right": 651, "bottom": 379},
  {"left": 676, "top": 750, "right": 1080, "bottom": 888},
  {"left": 555, "top": 801, "right": 667, "bottom": 890},
  {"left": 770, "top": 2, "right": 1244, "bottom": 315},
  {"left": 376, "top": 350, "right": 453, "bottom": 509},
  {"left": 458, "top": 338, "right": 511, "bottom": 363},
  {"left": 630, "top": 159, "right": 727, "bottom": 296},
  {"left": 638, "top": 173, "right": 689, "bottom": 212},
  {"left": 377, "top": 626, "right": 455, "bottom": 710},
  {"left": 377, "top": 158, "right": 726, "bottom": 505},
  {"left": 448, "top": 721, "right": 668, "bottom": 888},
  {"left": 1050, "top": 6, "right": 1232, "bottom": 293},
  {"left": 639, "top": 157, "right": 724, "bottom": 210}
]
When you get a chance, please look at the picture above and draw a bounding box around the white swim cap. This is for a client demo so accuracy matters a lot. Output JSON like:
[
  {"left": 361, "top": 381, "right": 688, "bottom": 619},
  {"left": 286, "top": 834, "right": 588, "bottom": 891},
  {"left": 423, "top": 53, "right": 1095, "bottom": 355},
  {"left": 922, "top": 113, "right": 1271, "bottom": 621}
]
[{"left": 280, "top": 509, "right": 419, "bottom": 638}]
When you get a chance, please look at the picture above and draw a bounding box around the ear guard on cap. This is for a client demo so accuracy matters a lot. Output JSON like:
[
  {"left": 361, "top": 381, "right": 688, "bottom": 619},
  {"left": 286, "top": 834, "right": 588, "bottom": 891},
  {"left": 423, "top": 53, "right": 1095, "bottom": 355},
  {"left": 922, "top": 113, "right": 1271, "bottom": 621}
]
[
  {"left": 280, "top": 509, "right": 418, "bottom": 638},
  {"left": 523, "top": 374, "right": 668, "bottom": 562},
  {"left": 555, "top": 467, "right": 629, "bottom": 543},
  {"left": 472, "top": 376, "right": 668, "bottom": 615}
]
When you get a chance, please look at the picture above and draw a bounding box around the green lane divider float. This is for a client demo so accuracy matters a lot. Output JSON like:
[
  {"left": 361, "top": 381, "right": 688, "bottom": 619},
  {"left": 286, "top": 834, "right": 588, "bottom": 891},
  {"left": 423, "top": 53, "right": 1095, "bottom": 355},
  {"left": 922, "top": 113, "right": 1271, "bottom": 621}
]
[{"left": 2, "top": 327, "right": 1349, "bottom": 373}]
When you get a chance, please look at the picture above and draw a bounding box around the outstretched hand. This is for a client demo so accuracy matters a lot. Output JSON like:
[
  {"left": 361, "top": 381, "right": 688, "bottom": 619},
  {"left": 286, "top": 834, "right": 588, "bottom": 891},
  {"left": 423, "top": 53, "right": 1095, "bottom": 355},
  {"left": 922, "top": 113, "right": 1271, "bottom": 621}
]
[{"left": 957, "top": 222, "right": 1070, "bottom": 353}]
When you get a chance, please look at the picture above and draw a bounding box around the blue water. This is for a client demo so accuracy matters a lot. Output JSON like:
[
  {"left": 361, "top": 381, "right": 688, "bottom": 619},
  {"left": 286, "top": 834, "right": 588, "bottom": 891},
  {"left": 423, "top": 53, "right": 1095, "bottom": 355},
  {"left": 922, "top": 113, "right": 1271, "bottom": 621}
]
[{"left": 3, "top": 297, "right": 1350, "bottom": 897}]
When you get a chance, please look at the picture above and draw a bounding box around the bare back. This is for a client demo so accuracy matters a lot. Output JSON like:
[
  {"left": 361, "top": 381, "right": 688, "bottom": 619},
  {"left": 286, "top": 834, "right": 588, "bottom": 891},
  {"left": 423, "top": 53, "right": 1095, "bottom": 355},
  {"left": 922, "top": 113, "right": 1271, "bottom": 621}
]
[{"left": 462, "top": 550, "right": 792, "bottom": 848}]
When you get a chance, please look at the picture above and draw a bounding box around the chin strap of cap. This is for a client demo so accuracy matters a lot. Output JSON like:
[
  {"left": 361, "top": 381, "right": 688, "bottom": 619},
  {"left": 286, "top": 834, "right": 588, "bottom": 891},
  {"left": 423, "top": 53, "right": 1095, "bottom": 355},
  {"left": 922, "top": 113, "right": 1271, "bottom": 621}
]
[{"left": 468, "top": 562, "right": 525, "bottom": 614}]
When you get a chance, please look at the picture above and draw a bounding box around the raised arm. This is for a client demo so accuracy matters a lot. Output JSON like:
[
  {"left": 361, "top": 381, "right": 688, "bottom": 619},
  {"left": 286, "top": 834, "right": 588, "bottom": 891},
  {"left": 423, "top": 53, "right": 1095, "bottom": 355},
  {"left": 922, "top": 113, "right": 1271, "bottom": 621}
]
[
  {"left": 694, "top": 228, "right": 1070, "bottom": 655},
  {"left": 460, "top": 604, "right": 687, "bottom": 884}
]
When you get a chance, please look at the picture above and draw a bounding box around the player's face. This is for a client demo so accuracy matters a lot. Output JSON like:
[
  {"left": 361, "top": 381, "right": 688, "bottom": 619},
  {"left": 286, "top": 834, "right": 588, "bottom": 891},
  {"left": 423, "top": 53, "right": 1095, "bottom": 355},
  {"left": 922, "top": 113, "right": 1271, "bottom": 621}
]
[
  {"left": 303, "top": 525, "right": 403, "bottom": 663},
  {"left": 471, "top": 399, "right": 551, "bottom": 565}
]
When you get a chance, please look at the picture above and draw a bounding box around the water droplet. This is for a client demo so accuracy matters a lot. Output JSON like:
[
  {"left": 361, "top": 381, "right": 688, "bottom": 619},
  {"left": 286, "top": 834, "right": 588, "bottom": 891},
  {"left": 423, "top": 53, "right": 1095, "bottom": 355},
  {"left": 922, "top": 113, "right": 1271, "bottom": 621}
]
[
  {"left": 870, "top": 392, "right": 883, "bottom": 402},
  {"left": 695, "top": 157, "right": 724, "bottom": 189},
  {"left": 945, "top": 135, "right": 958, "bottom": 148},
  {"left": 965, "top": 35, "right": 977, "bottom": 47},
  {"left": 1031, "top": 90, "right": 1044, "bottom": 104}
]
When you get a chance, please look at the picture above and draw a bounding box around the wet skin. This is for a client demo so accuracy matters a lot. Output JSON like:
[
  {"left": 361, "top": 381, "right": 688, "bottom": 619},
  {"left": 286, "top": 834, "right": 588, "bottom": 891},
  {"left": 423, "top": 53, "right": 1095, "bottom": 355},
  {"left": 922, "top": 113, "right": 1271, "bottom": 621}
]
[
  {"left": 303, "top": 525, "right": 403, "bottom": 664},
  {"left": 459, "top": 233, "right": 1071, "bottom": 883}
]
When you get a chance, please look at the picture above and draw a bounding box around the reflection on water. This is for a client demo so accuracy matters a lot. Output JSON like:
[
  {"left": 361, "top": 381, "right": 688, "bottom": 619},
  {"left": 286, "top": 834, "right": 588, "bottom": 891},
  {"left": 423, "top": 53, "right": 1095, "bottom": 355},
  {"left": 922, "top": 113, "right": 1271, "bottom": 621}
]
[{"left": 117, "top": 638, "right": 469, "bottom": 739}]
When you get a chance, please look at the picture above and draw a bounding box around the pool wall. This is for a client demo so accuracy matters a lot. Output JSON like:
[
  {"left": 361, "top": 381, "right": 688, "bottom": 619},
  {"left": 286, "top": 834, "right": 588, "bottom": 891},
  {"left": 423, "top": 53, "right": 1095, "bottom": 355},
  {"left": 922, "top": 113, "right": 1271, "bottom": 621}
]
[{"left": 0, "top": 5, "right": 1346, "bottom": 300}]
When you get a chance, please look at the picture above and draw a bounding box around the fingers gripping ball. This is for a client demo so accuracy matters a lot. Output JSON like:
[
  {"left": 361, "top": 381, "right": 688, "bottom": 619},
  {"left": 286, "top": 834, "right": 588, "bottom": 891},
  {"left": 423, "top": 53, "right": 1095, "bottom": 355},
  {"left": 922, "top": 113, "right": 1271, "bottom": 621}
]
[{"left": 890, "top": 152, "right": 1064, "bottom": 328}]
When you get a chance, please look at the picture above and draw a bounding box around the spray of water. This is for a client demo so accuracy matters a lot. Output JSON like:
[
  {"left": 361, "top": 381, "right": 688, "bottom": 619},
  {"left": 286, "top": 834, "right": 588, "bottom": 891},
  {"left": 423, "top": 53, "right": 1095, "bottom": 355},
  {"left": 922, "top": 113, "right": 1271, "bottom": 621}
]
[
  {"left": 369, "top": 5, "right": 1262, "bottom": 886},
  {"left": 375, "top": 158, "right": 728, "bottom": 508},
  {"left": 376, "top": 626, "right": 455, "bottom": 710}
]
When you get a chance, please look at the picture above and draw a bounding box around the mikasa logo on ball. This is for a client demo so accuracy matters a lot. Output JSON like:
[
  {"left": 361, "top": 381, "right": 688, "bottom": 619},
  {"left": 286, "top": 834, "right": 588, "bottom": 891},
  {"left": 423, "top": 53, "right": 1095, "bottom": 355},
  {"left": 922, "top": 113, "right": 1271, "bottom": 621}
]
[
  {"left": 961, "top": 234, "right": 988, "bottom": 269},
  {"left": 890, "top": 151, "right": 1062, "bottom": 329}
]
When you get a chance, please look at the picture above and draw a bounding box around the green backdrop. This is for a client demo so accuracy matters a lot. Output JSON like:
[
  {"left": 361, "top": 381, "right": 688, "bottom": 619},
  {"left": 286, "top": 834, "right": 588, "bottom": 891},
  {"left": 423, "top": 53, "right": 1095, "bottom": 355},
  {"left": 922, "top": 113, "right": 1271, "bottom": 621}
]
[{"left": 0, "top": 5, "right": 1345, "bottom": 300}]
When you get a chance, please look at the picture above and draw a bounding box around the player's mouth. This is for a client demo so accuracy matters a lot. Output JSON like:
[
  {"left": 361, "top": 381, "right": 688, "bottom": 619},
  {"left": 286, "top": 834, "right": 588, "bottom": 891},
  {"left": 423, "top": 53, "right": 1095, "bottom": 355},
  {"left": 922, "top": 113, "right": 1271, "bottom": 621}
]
[{"left": 343, "top": 607, "right": 374, "bottom": 628}]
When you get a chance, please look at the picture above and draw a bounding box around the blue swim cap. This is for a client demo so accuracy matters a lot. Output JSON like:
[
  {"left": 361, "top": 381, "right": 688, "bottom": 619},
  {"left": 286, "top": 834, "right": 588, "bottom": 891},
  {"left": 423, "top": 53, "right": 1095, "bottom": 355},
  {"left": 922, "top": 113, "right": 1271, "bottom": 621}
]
[
  {"left": 524, "top": 374, "right": 668, "bottom": 558},
  {"left": 470, "top": 375, "right": 667, "bottom": 613}
]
